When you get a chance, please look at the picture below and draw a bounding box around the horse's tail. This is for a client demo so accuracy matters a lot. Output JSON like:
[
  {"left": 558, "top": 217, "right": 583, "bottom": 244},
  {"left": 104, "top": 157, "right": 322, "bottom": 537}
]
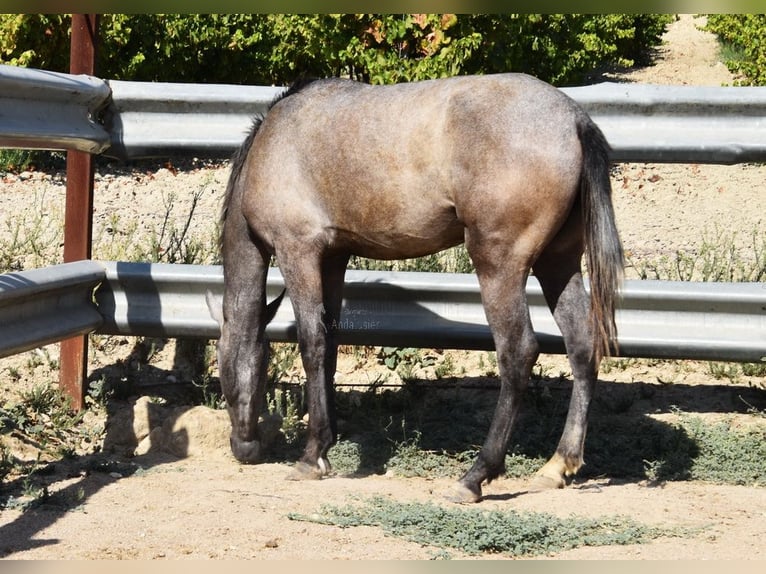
[{"left": 577, "top": 117, "right": 624, "bottom": 362}]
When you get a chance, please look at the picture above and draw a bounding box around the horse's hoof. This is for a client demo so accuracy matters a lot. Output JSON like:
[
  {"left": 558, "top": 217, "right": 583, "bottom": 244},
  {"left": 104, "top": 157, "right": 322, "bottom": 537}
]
[
  {"left": 528, "top": 472, "right": 566, "bottom": 491},
  {"left": 445, "top": 482, "right": 482, "bottom": 504},
  {"left": 285, "top": 459, "right": 329, "bottom": 481}
]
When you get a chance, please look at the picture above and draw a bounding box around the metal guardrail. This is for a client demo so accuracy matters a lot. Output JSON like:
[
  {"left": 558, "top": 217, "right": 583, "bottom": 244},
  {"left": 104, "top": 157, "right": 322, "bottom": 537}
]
[
  {"left": 103, "top": 80, "right": 280, "bottom": 160},
  {"left": 0, "top": 261, "right": 762, "bottom": 363},
  {"left": 563, "top": 83, "right": 766, "bottom": 163},
  {"left": 3, "top": 65, "right": 766, "bottom": 163},
  {"left": 0, "top": 261, "right": 105, "bottom": 358},
  {"left": 0, "top": 64, "right": 111, "bottom": 154},
  {"left": 100, "top": 80, "right": 766, "bottom": 163},
  {"left": 94, "top": 262, "right": 766, "bottom": 363}
]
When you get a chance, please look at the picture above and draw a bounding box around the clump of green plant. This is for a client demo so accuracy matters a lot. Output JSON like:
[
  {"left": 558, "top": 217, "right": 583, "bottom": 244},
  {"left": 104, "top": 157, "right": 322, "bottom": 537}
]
[
  {"left": 628, "top": 225, "right": 765, "bottom": 282},
  {"left": 267, "top": 385, "right": 304, "bottom": 445},
  {"left": 0, "top": 380, "right": 106, "bottom": 497},
  {"left": 385, "top": 431, "right": 476, "bottom": 478},
  {"left": 378, "top": 347, "right": 436, "bottom": 381},
  {"left": 0, "top": 149, "right": 35, "bottom": 173},
  {"left": 433, "top": 354, "right": 457, "bottom": 379},
  {"left": 0, "top": 442, "right": 14, "bottom": 483},
  {"left": 0, "top": 150, "right": 66, "bottom": 173},
  {"left": 289, "top": 496, "right": 693, "bottom": 558},
  {"left": 4, "top": 384, "right": 84, "bottom": 455},
  {"left": 93, "top": 181, "right": 219, "bottom": 265},
  {"left": 191, "top": 376, "right": 226, "bottom": 410},
  {"left": 477, "top": 351, "right": 498, "bottom": 377},
  {"left": 0, "top": 189, "right": 64, "bottom": 272},
  {"left": 706, "top": 360, "right": 766, "bottom": 385},
  {"left": 268, "top": 343, "right": 302, "bottom": 384},
  {"left": 671, "top": 412, "right": 766, "bottom": 485}
]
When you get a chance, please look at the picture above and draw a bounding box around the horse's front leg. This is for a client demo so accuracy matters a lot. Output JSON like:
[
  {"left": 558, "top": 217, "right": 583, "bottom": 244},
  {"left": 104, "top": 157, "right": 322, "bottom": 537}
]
[
  {"left": 280, "top": 254, "right": 346, "bottom": 480},
  {"left": 218, "top": 237, "right": 272, "bottom": 464}
]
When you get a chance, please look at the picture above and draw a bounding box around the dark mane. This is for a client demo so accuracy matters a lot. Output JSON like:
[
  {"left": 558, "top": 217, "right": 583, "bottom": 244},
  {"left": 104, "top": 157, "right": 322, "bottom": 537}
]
[{"left": 218, "top": 77, "right": 320, "bottom": 246}]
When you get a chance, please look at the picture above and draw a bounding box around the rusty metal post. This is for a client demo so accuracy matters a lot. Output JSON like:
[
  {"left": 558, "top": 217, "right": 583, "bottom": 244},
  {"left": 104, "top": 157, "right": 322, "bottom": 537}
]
[{"left": 60, "top": 14, "right": 99, "bottom": 410}]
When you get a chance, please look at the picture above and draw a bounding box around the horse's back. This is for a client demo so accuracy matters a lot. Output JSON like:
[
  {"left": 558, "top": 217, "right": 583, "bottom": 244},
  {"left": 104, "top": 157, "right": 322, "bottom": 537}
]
[
  {"left": 241, "top": 74, "right": 587, "bottom": 260},
  {"left": 259, "top": 73, "right": 585, "bottom": 189}
]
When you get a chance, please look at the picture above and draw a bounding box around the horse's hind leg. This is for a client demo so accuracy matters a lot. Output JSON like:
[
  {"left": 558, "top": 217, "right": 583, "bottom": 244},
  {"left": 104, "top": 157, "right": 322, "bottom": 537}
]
[
  {"left": 454, "top": 237, "right": 540, "bottom": 502},
  {"left": 530, "top": 228, "right": 597, "bottom": 489}
]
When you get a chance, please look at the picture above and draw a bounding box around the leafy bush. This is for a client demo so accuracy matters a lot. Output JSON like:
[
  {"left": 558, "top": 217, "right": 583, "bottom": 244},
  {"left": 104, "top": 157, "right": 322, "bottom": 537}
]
[
  {"left": 705, "top": 14, "right": 766, "bottom": 85},
  {"left": 455, "top": 14, "right": 674, "bottom": 85},
  {"left": 0, "top": 14, "right": 70, "bottom": 70},
  {"left": 1, "top": 14, "right": 672, "bottom": 86}
]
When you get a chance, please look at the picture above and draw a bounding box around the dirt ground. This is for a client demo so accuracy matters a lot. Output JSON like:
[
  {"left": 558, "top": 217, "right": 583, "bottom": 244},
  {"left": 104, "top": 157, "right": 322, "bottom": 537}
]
[{"left": 1, "top": 15, "right": 765, "bottom": 560}]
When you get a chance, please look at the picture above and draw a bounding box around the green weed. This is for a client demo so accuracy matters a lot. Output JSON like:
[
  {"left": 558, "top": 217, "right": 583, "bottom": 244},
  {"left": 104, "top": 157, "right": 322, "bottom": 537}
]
[
  {"left": 628, "top": 225, "right": 765, "bottom": 282},
  {"left": 289, "top": 496, "right": 694, "bottom": 557},
  {"left": 0, "top": 189, "right": 63, "bottom": 272},
  {"left": 268, "top": 343, "right": 302, "bottom": 384},
  {"left": 267, "top": 385, "right": 304, "bottom": 445},
  {"left": 672, "top": 412, "right": 766, "bottom": 485},
  {"left": 378, "top": 347, "right": 436, "bottom": 382}
]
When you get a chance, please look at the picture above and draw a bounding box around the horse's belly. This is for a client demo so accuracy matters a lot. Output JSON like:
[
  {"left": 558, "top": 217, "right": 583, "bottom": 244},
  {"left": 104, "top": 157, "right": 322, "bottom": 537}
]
[{"left": 336, "top": 218, "right": 464, "bottom": 260}]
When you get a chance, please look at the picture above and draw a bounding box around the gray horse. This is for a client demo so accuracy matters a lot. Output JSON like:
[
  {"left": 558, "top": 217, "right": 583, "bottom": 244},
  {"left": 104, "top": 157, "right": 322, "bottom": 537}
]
[{"left": 213, "top": 74, "right": 623, "bottom": 502}]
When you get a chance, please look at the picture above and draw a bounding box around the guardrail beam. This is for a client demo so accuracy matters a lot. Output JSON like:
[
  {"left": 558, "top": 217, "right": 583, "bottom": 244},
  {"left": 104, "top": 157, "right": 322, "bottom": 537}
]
[
  {"left": 94, "top": 262, "right": 766, "bottom": 364},
  {"left": 0, "top": 65, "right": 110, "bottom": 155},
  {"left": 0, "top": 261, "right": 105, "bottom": 359}
]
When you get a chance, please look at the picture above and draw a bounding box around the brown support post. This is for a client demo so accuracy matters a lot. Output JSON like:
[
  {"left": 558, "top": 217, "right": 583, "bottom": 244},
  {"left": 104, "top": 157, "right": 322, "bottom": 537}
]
[{"left": 59, "top": 14, "right": 99, "bottom": 410}]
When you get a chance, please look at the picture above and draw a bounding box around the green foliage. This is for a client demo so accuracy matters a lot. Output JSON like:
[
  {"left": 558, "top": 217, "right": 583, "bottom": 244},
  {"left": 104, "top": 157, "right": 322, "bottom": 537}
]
[
  {"left": 0, "top": 14, "right": 70, "bottom": 70},
  {"left": 259, "top": 14, "right": 473, "bottom": 84},
  {"left": 378, "top": 347, "right": 436, "bottom": 381},
  {"left": 0, "top": 149, "right": 35, "bottom": 173},
  {"left": 307, "top": 14, "right": 482, "bottom": 84},
  {"left": 627, "top": 225, "right": 766, "bottom": 282},
  {"left": 289, "top": 495, "right": 691, "bottom": 557},
  {"left": 675, "top": 412, "right": 766, "bottom": 485},
  {"left": 456, "top": 14, "right": 674, "bottom": 85},
  {"left": 1, "top": 14, "right": 672, "bottom": 87},
  {"left": 0, "top": 150, "right": 66, "bottom": 174},
  {"left": 317, "top": 371, "right": 766, "bottom": 486},
  {"left": 0, "top": 379, "right": 104, "bottom": 478},
  {"left": 98, "top": 14, "right": 274, "bottom": 83},
  {"left": 705, "top": 14, "right": 766, "bottom": 86}
]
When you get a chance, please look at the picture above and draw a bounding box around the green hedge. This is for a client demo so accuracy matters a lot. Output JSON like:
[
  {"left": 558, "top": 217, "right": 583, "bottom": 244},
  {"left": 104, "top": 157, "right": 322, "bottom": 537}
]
[
  {"left": 1, "top": 14, "right": 673, "bottom": 86},
  {"left": 705, "top": 14, "right": 766, "bottom": 86}
]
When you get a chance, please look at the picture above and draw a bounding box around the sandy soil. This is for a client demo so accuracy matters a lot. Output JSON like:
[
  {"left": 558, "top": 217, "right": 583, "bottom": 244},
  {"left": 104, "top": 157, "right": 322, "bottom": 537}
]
[{"left": 1, "top": 15, "right": 765, "bottom": 560}]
